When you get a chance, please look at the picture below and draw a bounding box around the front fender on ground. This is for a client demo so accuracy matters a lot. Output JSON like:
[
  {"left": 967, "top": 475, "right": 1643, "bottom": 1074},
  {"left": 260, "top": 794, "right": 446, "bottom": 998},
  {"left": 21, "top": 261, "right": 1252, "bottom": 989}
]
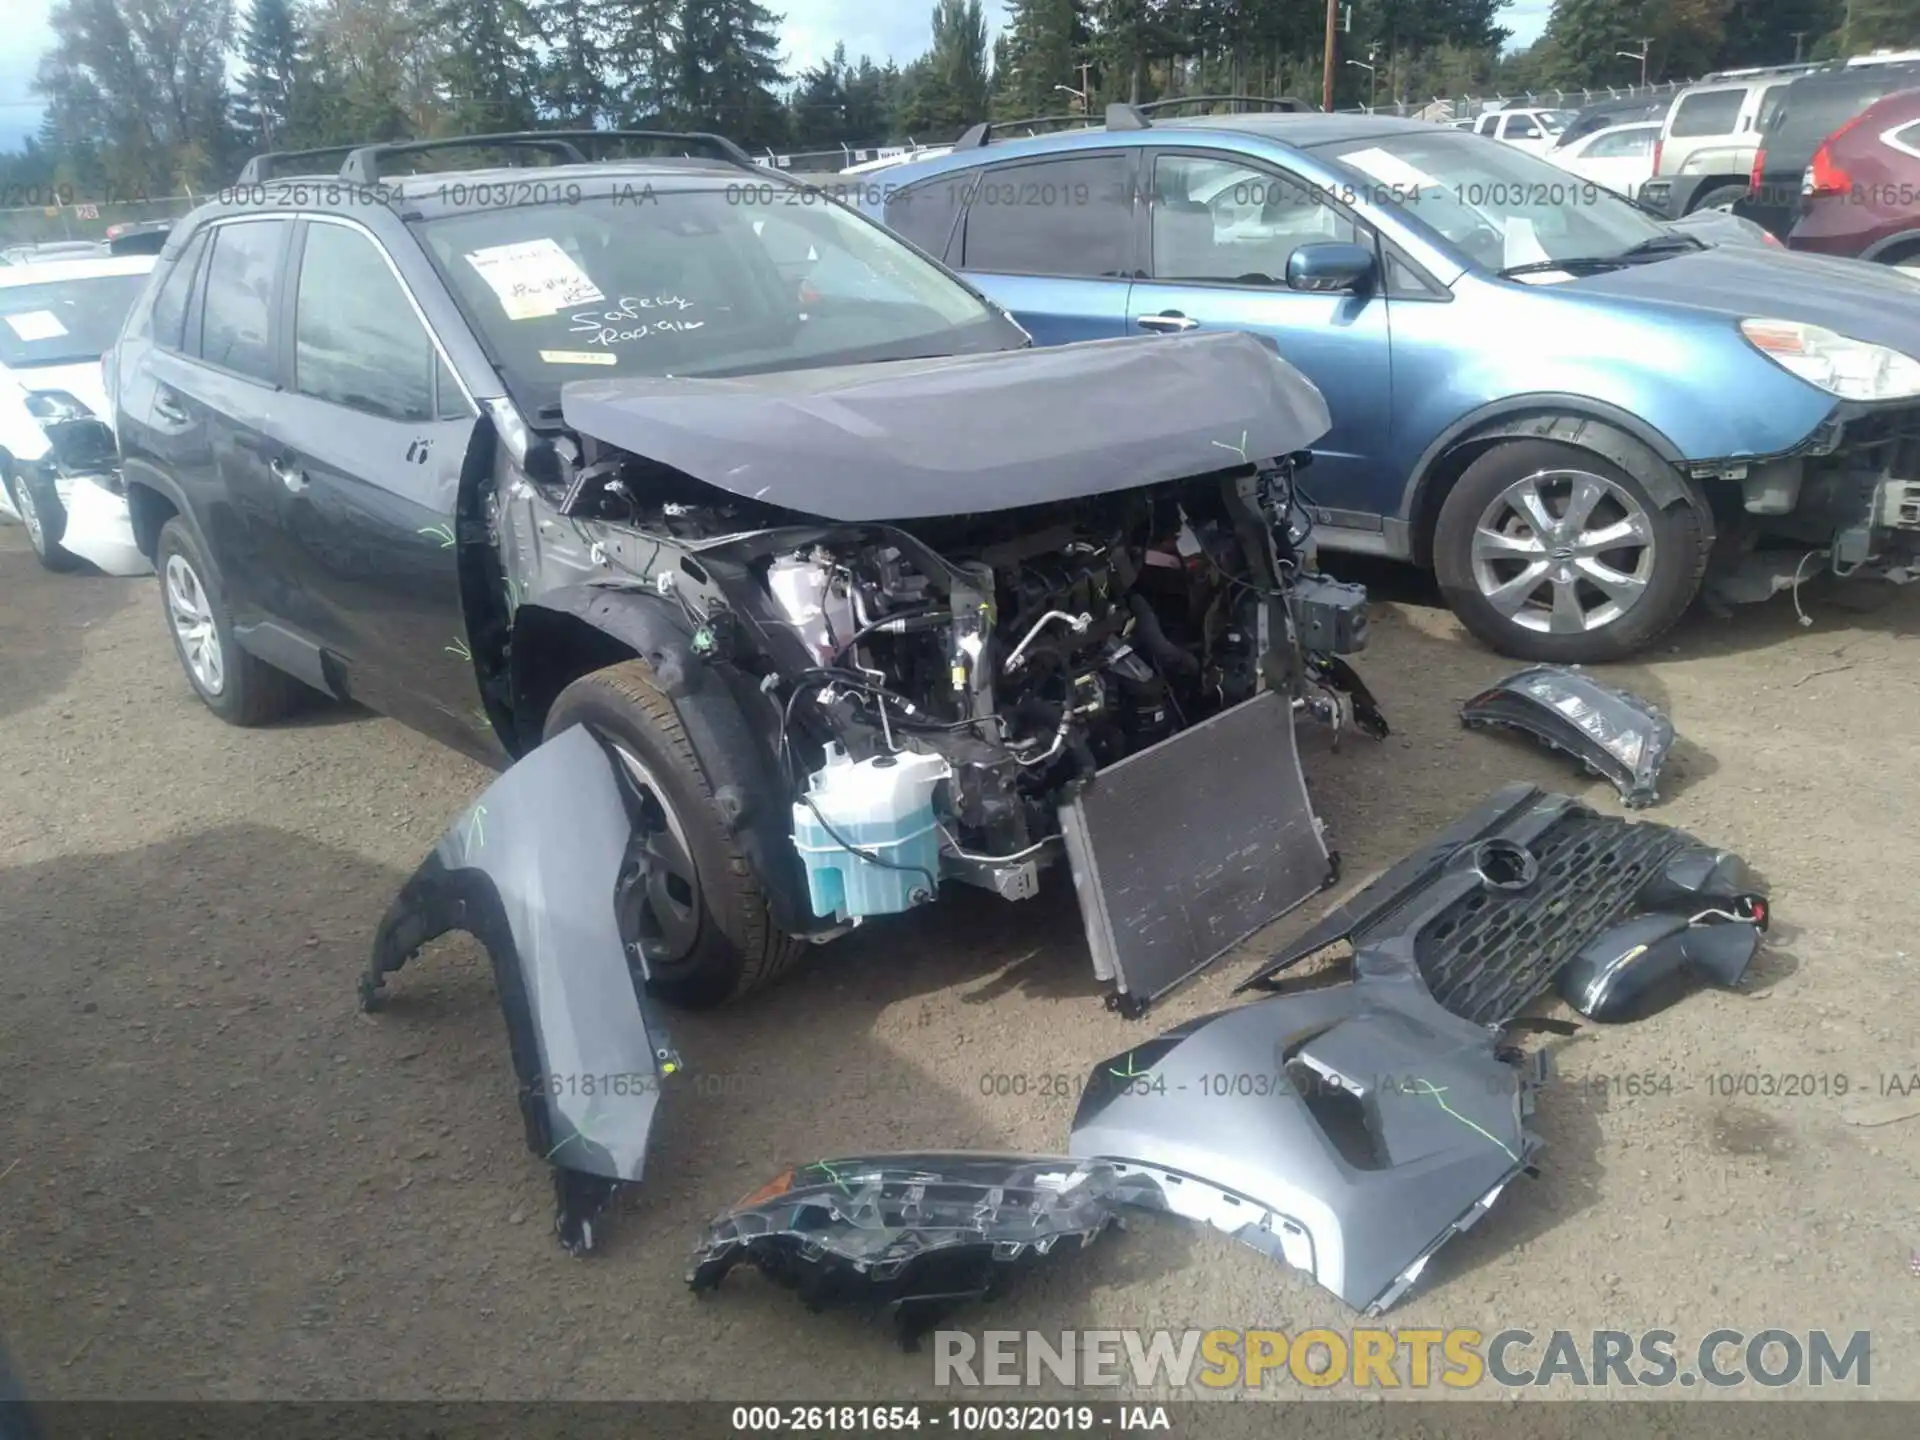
[{"left": 361, "top": 723, "right": 679, "bottom": 1254}]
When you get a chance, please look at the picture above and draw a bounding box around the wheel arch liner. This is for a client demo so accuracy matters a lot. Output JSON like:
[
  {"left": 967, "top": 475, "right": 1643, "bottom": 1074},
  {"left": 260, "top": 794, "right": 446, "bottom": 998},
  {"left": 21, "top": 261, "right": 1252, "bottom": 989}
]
[
  {"left": 511, "top": 586, "right": 824, "bottom": 937},
  {"left": 361, "top": 723, "right": 677, "bottom": 1205}
]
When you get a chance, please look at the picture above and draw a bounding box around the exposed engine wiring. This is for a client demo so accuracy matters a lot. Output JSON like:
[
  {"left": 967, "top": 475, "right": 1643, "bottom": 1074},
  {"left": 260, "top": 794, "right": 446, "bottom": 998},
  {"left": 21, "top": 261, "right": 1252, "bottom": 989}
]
[
  {"left": 937, "top": 825, "right": 1058, "bottom": 863},
  {"left": 1789, "top": 548, "right": 1827, "bottom": 629}
]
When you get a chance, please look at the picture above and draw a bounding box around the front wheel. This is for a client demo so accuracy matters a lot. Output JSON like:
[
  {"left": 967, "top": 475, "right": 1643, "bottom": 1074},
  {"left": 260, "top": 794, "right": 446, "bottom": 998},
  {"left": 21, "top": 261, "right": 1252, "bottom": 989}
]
[
  {"left": 543, "top": 660, "right": 806, "bottom": 1008},
  {"left": 1434, "top": 439, "right": 1707, "bottom": 663}
]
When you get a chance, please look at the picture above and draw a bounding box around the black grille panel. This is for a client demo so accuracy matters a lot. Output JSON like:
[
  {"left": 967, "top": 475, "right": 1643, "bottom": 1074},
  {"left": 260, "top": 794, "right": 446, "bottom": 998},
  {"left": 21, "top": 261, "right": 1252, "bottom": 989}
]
[{"left": 1414, "top": 811, "right": 1687, "bottom": 1026}]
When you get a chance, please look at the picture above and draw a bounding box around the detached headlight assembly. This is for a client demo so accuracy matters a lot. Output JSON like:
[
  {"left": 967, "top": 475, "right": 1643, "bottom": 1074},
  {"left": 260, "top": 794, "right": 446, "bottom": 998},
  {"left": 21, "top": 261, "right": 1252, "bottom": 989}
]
[{"left": 1740, "top": 318, "right": 1920, "bottom": 401}]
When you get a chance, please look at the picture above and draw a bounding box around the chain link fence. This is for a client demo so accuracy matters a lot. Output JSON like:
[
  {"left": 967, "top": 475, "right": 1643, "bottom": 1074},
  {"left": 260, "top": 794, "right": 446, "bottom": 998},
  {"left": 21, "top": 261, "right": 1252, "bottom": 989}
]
[{"left": 0, "top": 194, "right": 202, "bottom": 250}]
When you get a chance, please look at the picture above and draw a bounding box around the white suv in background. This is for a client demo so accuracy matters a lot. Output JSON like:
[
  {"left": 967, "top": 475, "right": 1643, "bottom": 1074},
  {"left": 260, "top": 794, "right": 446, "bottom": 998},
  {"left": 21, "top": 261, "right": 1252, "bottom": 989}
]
[{"left": 1471, "top": 107, "right": 1575, "bottom": 156}]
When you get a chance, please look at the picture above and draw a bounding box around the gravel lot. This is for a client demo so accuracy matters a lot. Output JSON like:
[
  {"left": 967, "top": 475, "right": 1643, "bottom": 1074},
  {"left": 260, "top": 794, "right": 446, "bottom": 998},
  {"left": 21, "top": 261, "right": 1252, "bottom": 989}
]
[{"left": 2, "top": 518, "right": 1917, "bottom": 1403}]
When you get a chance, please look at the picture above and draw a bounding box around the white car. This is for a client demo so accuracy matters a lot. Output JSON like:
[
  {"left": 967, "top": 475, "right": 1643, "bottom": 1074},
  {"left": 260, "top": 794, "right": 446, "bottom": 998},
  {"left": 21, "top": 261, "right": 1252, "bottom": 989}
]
[
  {"left": 1547, "top": 119, "right": 1662, "bottom": 198},
  {"left": 838, "top": 145, "right": 954, "bottom": 177},
  {"left": 1470, "top": 107, "right": 1577, "bottom": 157},
  {"left": 0, "top": 253, "right": 154, "bottom": 574}
]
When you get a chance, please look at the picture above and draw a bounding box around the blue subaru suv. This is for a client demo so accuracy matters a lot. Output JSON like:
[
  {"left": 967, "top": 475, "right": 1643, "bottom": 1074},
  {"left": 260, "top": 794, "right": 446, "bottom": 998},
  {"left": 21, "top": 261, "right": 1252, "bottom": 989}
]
[{"left": 859, "top": 105, "right": 1920, "bottom": 661}]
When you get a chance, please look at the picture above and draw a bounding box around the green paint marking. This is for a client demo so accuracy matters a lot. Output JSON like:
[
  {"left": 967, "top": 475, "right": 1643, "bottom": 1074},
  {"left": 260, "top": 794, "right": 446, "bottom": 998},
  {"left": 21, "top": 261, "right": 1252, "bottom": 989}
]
[
  {"left": 1107, "top": 1051, "right": 1148, "bottom": 1082},
  {"left": 445, "top": 636, "right": 472, "bottom": 662},
  {"left": 1210, "top": 429, "right": 1252, "bottom": 465},
  {"left": 1409, "top": 1078, "right": 1519, "bottom": 1164},
  {"left": 418, "top": 522, "right": 457, "bottom": 549},
  {"left": 464, "top": 803, "right": 488, "bottom": 853},
  {"left": 808, "top": 1159, "right": 855, "bottom": 1195}
]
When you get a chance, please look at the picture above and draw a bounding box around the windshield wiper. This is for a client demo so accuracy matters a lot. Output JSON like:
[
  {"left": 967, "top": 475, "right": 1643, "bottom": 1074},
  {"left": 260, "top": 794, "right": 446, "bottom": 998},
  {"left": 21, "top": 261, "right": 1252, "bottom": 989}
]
[
  {"left": 1498, "top": 231, "right": 1707, "bottom": 280},
  {"left": 1497, "top": 255, "right": 1629, "bottom": 278},
  {"left": 1615, "top": 232, "right": 1706, "bottom": 259}
]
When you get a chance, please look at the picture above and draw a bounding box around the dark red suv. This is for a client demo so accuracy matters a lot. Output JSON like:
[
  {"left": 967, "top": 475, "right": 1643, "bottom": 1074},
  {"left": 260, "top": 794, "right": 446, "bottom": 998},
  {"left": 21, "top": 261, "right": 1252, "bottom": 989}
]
[{"left": 1786, "top": 86, "right": 1920, "bottom": 267}]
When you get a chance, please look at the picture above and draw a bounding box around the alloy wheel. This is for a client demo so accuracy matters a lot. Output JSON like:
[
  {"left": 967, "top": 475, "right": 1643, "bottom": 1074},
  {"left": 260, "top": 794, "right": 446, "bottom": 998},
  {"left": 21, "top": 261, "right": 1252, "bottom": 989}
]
[
  {"left": 13, "top": 480, "right": 46, "bottom": 554},
  {"left": 610, "top": 742, "right": 702, "bottom": 970},
  {"left": 1469, "top": 468, "right": 1658, "bottom": 636},
  {"left": 164, "top": 552, "right": 226, "bottom": 695}
]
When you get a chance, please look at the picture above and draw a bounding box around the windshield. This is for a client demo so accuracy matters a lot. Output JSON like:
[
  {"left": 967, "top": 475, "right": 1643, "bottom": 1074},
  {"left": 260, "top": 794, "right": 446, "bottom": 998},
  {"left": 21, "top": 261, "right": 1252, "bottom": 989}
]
[
  {"left": 414, "top": 185, "right": 1023, "bottom": 419},
  {"left": 1320, "top": 129, "right": 1669, "bottom": 273},
  {"left": 0, "top": 272, "right": 148, "bottom": 368}
]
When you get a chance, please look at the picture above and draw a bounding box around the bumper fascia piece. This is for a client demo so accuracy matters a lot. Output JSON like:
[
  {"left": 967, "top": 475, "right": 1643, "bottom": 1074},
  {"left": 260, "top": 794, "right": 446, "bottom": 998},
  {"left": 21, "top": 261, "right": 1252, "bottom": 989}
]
[
  {"left": 1068, "top": 987, "right": 1542, "bottom": 1314},
  {"left": 361, "top": 723, "right": 680, "bottom": 1253},
  {"left": 53, "top": 475, "right": 152, "bottom": 576}
]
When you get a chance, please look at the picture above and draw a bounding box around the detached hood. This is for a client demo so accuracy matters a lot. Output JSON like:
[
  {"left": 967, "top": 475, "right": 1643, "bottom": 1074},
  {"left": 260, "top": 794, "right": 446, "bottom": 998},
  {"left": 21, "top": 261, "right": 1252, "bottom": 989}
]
[
  {"left": 1570, "top": 246, "right": 1920, "bottom": 355},
  {"left": 559, "top": 330, "right": 1331, "bottom": 522}
]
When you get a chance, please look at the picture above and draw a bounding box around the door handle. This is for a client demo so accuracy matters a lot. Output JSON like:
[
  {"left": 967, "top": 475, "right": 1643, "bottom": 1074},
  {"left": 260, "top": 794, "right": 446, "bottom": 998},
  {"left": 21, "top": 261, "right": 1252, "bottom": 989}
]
[
  {"left": 270, "top": 456, "right": 308, "bottom": 493},
  {"left": 1136, "top": 312, "right": 1199, "bottom": 333},
  {"left": 152, "top": 391, "right": 187, "bottom": 425}
]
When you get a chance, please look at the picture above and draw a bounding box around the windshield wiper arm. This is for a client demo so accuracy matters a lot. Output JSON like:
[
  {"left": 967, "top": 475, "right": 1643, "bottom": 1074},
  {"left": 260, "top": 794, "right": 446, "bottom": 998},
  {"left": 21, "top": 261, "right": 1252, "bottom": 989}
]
[
  {"left": 1497, "top": 255, "right": 1628, "bottom": 278},
  {"left": 1616, "top": 232, "right": 1707, "bottom": 259}
]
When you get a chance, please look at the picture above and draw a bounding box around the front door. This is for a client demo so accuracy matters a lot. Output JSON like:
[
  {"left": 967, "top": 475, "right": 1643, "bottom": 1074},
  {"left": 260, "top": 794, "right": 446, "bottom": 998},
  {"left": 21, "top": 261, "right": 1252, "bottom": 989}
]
[{"left": 1123, "top": 150, "right": 1394, "bottom": 514}]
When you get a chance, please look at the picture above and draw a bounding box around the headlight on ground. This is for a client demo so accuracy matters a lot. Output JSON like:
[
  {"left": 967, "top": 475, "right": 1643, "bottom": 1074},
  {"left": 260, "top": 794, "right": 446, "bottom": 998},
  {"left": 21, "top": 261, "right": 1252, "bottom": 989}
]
[{"left": 1740, "top": 318, "right": 1920, "bottom": 401}]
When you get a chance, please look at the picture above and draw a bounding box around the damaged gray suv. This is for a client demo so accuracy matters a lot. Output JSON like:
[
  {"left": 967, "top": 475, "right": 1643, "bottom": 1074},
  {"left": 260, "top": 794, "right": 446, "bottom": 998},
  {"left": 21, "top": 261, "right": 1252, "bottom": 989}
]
[{"left": 111, "top": 131, "right": 1381, "bottom": 1246}]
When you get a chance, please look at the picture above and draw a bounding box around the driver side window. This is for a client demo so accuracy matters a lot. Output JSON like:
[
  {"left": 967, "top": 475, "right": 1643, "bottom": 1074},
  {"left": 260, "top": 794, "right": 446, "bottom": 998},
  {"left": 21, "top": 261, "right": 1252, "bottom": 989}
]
[{"left": 1149, "top": 154, "right": 1357, "bottom": 284}]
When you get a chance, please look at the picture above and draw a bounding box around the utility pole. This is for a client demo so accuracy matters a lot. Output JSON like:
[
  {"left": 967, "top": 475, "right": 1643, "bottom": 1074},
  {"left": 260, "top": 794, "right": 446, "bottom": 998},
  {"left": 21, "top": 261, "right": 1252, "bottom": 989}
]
[
  {"left": 1323, "top": 0, "right": 1338, "bottom": 111},
  {"left": 1790, "top": 31, "right": 1810, "bottom": 62},
  {"left": 1615, "top": 36, "right": 1652, "bottom": 86}
]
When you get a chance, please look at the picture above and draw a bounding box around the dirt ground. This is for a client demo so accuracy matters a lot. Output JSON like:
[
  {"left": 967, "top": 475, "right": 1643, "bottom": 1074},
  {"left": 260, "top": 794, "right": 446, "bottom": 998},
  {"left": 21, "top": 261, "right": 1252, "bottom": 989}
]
[{"left": 1, "top": 518, "right": 1917, "bottom": 1405}]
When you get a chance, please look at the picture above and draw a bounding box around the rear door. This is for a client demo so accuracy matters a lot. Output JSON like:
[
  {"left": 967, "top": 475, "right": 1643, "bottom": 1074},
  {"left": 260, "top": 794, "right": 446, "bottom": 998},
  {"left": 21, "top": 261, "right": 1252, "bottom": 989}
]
[
  {"left": 129, "top": 217, "right": 297, "bottom": 645},
  {"left": 265, "top": 216, "right": 486, "bottom": 746},
  {"left": 1122, "top": 149, "right": 1393, "bottom": 513},
  {"left": 949, "top": 150, "right": 1138, "bottom": 344}
]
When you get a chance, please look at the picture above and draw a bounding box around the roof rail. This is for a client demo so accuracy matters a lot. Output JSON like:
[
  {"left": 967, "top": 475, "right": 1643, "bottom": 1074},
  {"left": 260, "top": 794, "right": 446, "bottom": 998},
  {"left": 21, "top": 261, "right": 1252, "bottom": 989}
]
[
  {"left": 1133, "top": 94, "right": 1318, "bottom": 119},
  {"left": 236, "top": 144, "right": 360, "bottom": 185},
  {"left": 337, "top": 128, "right": 759, "bottom": 183},
  {"left": 951, "top": 112, "right": 1098, "bottom": 150}
]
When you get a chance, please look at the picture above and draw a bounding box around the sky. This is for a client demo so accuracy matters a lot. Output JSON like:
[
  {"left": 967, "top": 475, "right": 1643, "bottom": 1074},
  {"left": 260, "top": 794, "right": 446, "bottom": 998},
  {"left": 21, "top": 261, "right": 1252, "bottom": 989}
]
[{"left": 0, "top": 0, "right": 1554, "bottom": 153}]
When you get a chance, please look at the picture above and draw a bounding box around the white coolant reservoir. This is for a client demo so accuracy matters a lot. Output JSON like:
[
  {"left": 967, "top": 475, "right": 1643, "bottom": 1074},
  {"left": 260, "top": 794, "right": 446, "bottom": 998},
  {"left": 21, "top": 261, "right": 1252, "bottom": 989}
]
[{"left": 792, "top": 746, "right": 951, "bottom": 921}]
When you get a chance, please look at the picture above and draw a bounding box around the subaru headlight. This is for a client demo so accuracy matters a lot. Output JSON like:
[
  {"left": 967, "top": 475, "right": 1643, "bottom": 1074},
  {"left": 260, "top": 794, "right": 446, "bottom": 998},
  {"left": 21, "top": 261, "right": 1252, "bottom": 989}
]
[
  {"left": 24, "top": 389, "right": 93, "bottom": 422},
  {"left": 1740, "top": 318, "right": 1920, "bottom": 401}
]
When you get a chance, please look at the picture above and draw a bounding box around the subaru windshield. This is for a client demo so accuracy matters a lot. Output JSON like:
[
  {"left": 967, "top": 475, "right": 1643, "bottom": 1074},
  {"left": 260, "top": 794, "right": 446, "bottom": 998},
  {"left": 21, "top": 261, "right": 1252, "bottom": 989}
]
[
  {"left": 1318, "top": 129, "right": 1673, "bottom": 276},
  {"left": 412, "top": 182, "right": 1025, "bottom": 421}
]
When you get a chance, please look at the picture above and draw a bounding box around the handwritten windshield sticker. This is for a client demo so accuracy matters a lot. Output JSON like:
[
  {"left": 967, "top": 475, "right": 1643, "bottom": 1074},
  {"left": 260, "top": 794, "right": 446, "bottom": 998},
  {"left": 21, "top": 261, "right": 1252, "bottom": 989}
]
[
  {"left": 465, "top": 238, "right": 605, "bottom": 319},
  {"left": 4, "top": 309, "right": 68, "bottom": 341},
  {"left": 568, "top": 296, "right": 704, "bottom": 348},
  {"left": 538, "top": 349, "right": 619, "bottom": 366}
]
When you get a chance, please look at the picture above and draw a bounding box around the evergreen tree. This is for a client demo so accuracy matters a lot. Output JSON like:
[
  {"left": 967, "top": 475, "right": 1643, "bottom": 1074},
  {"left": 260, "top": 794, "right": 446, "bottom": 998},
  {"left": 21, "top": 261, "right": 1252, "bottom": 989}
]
[
  {"left": 234, "top": 0, "right": 301, "bottom": 152},
  {"left": 670, "top": 0, "right": 787, "bottom": 147},
  {"left": 432, "top": 0, "right": 539, "bottom": 134},
  {"left": 996, "top": 0, "right": 1090, "bottom": 119}
]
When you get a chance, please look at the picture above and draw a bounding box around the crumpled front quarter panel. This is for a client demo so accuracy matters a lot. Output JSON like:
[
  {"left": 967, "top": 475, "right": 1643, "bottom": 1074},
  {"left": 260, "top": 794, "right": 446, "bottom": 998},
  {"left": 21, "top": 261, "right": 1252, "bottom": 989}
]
[{"left": 365, "top": 724, "right": 672, "bottom": 1183}]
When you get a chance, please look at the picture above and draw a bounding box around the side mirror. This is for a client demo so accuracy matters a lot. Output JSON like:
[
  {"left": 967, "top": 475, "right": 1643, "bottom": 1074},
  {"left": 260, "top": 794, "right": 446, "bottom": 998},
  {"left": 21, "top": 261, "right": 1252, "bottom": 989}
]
[{"left": 1287, "top": 242, "right": 1376, "bottom": 294}]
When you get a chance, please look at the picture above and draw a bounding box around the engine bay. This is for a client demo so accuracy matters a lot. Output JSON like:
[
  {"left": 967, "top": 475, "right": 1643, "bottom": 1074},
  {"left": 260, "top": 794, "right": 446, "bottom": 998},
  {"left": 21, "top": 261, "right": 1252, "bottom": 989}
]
[{"left": 553, "top": 448, "right": 1372, "bottom": 925}]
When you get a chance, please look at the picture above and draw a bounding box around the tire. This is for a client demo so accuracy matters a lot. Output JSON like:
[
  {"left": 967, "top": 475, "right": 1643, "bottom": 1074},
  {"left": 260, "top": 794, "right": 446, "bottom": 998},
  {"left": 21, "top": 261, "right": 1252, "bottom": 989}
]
[
  {"left": 155, "top": 517, "right": 306, "bottom": 725},
  {"left": 1687, "top": 183, "right": 1748, "bottom": 215},
  {"left": 543, "top": 659, "right": 806, "bottom": 1008},
  {"left": 4, "top": 468, "right": 80, "bottom": 572},
  {"left": 1434, "top": 438, "right": 1707, "bottom": 663}
]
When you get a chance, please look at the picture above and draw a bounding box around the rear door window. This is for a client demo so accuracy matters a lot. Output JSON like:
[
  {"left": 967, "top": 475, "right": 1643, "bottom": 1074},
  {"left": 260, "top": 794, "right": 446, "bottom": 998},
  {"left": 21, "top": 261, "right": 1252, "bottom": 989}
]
[
  {"left": 1669, "top": 89, "right": 1744, "bottom": 137},
  {"left": 147, "top": 227, "right": 209, "bottom": 351},
  {"left": 884, "top": 179, "right": 965, "bottom": 262},
  {"left": 958, "top": 153, "right": 1135, "bottom": 276},
  {"left": 1504, "top": 114, "right": 1541, "bottom": 139},
  {"left": 197, "top": 219, "right": 289, "bottom": 382},
  {"left": 1586, "top": 127, "right": 1655, "bottom": 159}
]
